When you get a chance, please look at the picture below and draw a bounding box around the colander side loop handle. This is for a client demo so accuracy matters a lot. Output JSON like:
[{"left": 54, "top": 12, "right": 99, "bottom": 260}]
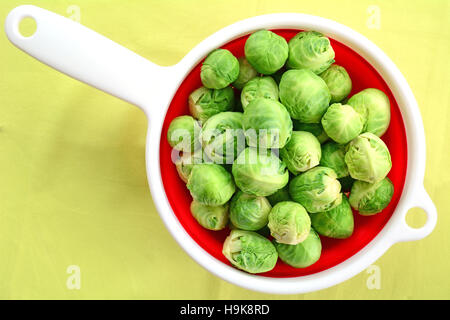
[
  {"left": 5, "top": 5, "right": 169, "bottom": 114},
  {"left": 393, "top": 185, "right": 437, "bottom": 243}
]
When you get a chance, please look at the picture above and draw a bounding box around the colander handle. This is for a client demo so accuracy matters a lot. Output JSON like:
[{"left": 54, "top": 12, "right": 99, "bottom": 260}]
[
  {"left": 5, "top": 5, "right": 171, "bottom": 115},
  {"left": 392, "top": 185, "right": 437, "bottom": 243}
]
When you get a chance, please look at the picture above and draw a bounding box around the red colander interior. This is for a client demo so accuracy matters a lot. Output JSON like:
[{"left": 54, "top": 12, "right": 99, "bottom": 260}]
[{"left": 159, "top": 29, "right": 407, "bottom": 278}]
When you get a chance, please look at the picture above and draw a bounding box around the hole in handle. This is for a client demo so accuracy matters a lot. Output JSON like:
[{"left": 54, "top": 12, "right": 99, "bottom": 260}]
[
  {"left": 393, "top": 189, "right": 437, "bottom": 243},
  {"left": 18, "top": 16, "right": 37, "bottom": 38},
  {"left": 405, "top": 207, "right": 428, "bottom": 229}
]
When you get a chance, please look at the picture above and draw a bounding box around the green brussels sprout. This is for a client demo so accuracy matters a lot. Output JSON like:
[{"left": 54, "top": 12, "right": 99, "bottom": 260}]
[
  {"left": 243, "top": 98, "right": 293, "bottom": 149},
  {"left": 320, "top": 64, "right": 352, "bottom": 103},
  {"left": 232, "top": 147, "right": 289, "bottom": 197},
  {"left": 187, "top": 164, "right": 235, "bottom": 205},
  {"left": 167, "top": 115, "right": 201, "bottom": 152},
  {"left": 233, "top": 57, "right": 258, "bottom": 90},
  {"left": 309, "top": 194, "right": 354, "bottom": 239},
  {"left": 201, "top": 49, "right": 239, "bottom": 89},
  {"left": 280, "top": 131, "right": 321, "bottom": 175},
  {"left": 289, "top": 166, "right": 342, "bottom": 213},
  {"left": 348, "top": 88, "right": 391, "bottom": 137},
  {"left": 321, "top": 103, "right": 364, "bottom": 144},
  {"left": 189, "top": 86, "right": 235, "bottom": 124},
  {"left": 345, "top": 132, "right": 392, "bottom": 183},
  {"left": 268, "top": 201, "right": 311, "bottom": 245},
  {"left": 292, "top": 121, "right": 329, "bottom": 144},
  {"left": 279, "top": 69, "right": 331, "bottom": 123},
  {"left": 190, "top": 201, "right": 229, "bottom": 231},
  {"left": 287, "top": 31, "right": 335, "bottom": 74},
  {"left": 200, "top": 112, "right": 245, "bottom": 164},
  {"left": 274, "top": 228, "right": 322, "bottom": 268},
  {"left": 230, "top": 191, "right": 272, "bottom": 231},
  {"left": 174, "top": 149, "right": 205, "bottom": 183},
  {"left": 244, "top": 30, "right": 288, "bottom": 75},
  {"left": 339, "top": 175, "right": 355, "bottom": 193},
  {"left": 349, "top": 177, "right": 394, "bottom": 215},
  {"left": 175, "top": 154, "right": 195, "bottom": 183},
  {"left": 223, "top": 230, "right": 278, "bottom": 273},
  {"left": 241, "top": 76, "right": 279, "bottom": 109},
  {"left": 319, "top": 141, "right": 349, "bottom": 178},
  {"left": 267, "top": 185, "right": 292, "bottom": 206}
]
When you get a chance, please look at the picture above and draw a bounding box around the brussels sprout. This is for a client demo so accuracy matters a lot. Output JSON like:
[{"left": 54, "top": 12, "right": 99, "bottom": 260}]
[
  {"left": 279, "top": 69, "right": 331, "bottom": 123},
  {"left": 174, "top": 149, "right": 205, "bottom": 183},
  {"left": 287, "top": 31, "right": 335, "bottom": 74},
  {"left": 244, "top": 30, "right": 288, "bottom": 75},
  {"left": 175, "top": 154, "right": 195, "bottom": 183},
  {"left": 243, "top": 98, "right": 293, "bottom": 149},
  {"left": 167, "top": 115, "right": 201, "bottom": 152},
  {"left": 345, "top": 132, "right": 392, "bottom": 183},
  {"left": 190, "top": 201, "right": 229, "bottom": 230},
  {"left": 189, "top": 86, "right": 235, "bottom": 124},
  {"left": 267, "top": 185, "right": 292, "bottom": 206},
  {"left": 280, "top": 131, "right": 321, "bottom": 175},
  {"left": 349, "top": 177, "right": 394, "bottom": 215},
  {"left": 201, "top": 49, "right": 239, "bottom": 89},
  {"left": 321, "top": 103, "right": 364, "bottom": 144},
  {"left": 233, "top": 57, "right": 258, "bottom": 90},
  {"left": 223, "top": 230, "right": 278, "bottom": 273},
  {"left": 201, "top": 112, "right": 245, "bottom": 164},
  {"left": 348, "top": 88, "right": 391, "bottom": 137},
  {"left": 241, "top": 76, "right": 278, "bottom": 109},
  {"left": 230, "top": 191, "right": 272, "bottom": 231},
  {"left": 339, "top": 175, "right": 355, "bottom": 193},
  {"left": 319, "top": 141, "right": 349, "bottom": 178},
  {"left": 310, "top": 194, "right": 354, "bottom": 239},
  {"left": 274, "top": 228, "right": 322, "bottom": 268},
  {"left": 292, "top": 121, "right": 329, "bottom": 144},
  {"left": 187, "top": 164, "right": 235, "bottom": 205},
  {"left": 289, "top": 166, "right": 342, "bottom": 213},
  {"left": 320, "top": 64, "right": 352, "bottom": 103},
  {"left": 268, "top": 201, "right": 311, "bottom": 244},
  {"left": 232, "top": 147, "right": 289, "bottom": 196}
]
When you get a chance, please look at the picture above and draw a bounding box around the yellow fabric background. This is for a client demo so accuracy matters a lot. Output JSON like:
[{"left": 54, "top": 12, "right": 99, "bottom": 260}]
[{"left": 1, "top": 0, "right": 449, "bottom": 299}]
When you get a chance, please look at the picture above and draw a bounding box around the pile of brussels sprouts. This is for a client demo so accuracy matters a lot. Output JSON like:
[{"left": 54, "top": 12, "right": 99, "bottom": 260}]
[{"left": 167, "top": 30, "right": 394, "bottom": 274}]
